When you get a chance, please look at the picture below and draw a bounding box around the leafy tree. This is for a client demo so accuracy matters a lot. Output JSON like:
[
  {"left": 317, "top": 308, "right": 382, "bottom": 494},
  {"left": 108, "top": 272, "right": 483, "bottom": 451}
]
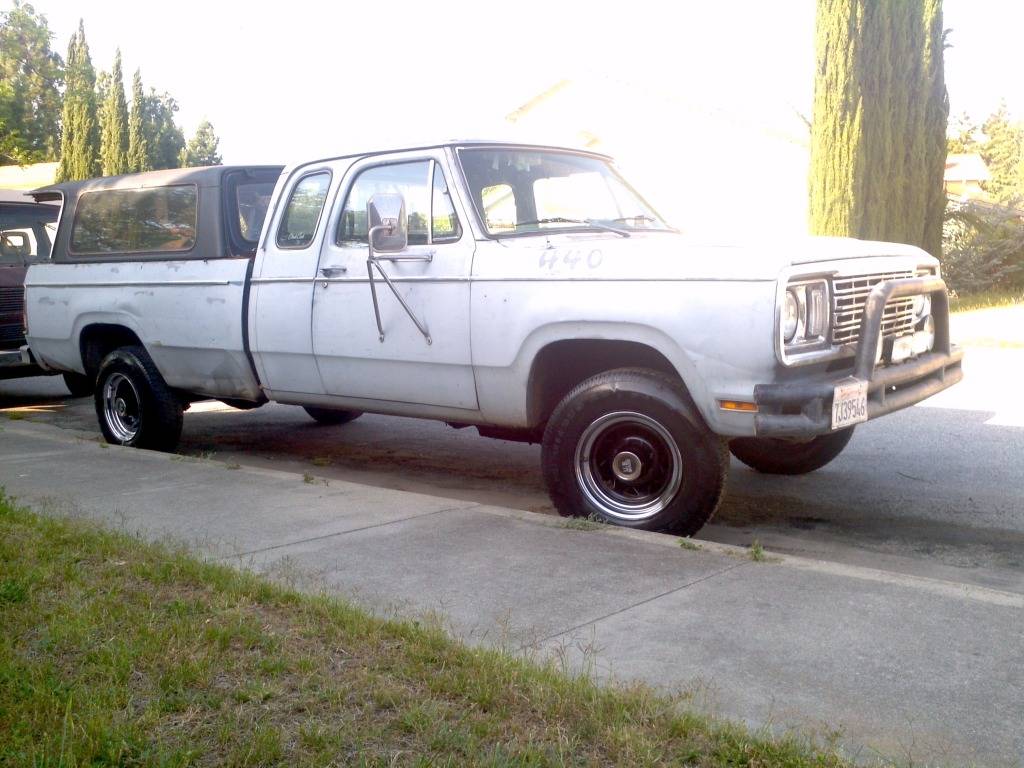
[
  {"left": 99, "top": 49, "right": 128, "bottom": 176},
  {"left": 178, "top": 119, "right": 222, "bottom": 167},
  {"left": 142, "top": 90, "right": 185, "bottom": 170},
  {"left": 945, "top": 106, "right": 1024, "bottom": 206},
  {"left": 979, "top": 104, "right": 1024, "bottom": 206},
  {"left": 947, "top": 111, "right": 980, "bottom": 155},
  {"left": 56, "top": 20, "right": 99, "bottom": 181},
  {"left": 0, "top": 1, "right": 63, "bottom": 164},
  {"left": 127, "top": 69, "right": 149, "bottom": 172},
  {"left": 809, "top": 0, "right": 949, "bottom": 257}
]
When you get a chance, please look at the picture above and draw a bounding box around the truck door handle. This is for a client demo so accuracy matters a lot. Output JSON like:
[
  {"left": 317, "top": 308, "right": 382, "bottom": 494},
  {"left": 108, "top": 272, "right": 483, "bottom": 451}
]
[
  {"left": 319, "top": 266, "right": 347, "bottom": 277},
  {"left": 373, "top": 249, "right": 435, "bottom": 263}
]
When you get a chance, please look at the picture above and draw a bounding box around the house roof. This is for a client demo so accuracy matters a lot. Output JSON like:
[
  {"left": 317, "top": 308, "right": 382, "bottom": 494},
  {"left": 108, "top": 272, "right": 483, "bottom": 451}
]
[{"left": 945, "top": 153, "right": 991, "bottom": 183}]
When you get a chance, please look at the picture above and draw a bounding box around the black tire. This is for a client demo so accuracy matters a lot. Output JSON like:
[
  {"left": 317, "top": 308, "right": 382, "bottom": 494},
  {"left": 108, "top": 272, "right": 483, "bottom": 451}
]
[
  {"left": 729, "top": 428, "right": 855, "bottom": 475},
  {"left": 62, "top": 371, "right": 93, "bottom": 398},
  {"left": 94, "top": 346, "right": 183, "bottom": 451},
  {"left": 303, "top": 406, "right": 363, "bottom": 426},
  {"left": 541, "top": 367, "right": 729, "bottom": 536}
]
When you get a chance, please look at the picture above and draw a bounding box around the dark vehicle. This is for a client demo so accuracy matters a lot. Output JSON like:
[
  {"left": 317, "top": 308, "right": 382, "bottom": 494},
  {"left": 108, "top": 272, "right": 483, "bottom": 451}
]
[{"left": 0, "top": 190, "right": 82, "bottom": 388}]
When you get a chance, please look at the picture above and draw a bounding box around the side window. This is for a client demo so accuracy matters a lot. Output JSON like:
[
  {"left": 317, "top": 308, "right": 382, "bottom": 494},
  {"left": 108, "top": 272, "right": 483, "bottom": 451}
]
[
  {"left": 338, "top": 160, "right": 461, "bottom": 246},
  {"left": 339, "top": 161, "right": 430, "bottom": 246},
  {"left": 276, "top": 171, "right": 331, "bottom": 249},
  {"left": 70, "top": 186, "right": 197, "bottom": 255},
  {"left": 480, "top": 184, "right": 517, "bottom": 233}
]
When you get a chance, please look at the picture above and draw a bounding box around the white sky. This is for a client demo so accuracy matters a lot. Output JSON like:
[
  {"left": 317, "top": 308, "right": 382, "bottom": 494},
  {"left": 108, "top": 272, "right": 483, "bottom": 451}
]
[{"left": 28, "top": 0, "right": 1021, "bottom": 165}]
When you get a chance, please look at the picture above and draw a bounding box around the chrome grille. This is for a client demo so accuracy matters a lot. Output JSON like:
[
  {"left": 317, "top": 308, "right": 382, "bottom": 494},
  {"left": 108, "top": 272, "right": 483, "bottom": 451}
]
[
  {"left": 832, "top": 271, "right": 916, "bottom": 345},
  {"left": 0, "top": 286, "right": 23, "bottom": 314}
]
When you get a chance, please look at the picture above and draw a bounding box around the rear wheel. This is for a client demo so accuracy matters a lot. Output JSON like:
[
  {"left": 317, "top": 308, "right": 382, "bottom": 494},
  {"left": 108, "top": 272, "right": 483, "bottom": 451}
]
[
  {"left": 62, "top": 371, "right": 93, "bottom": 398},
  {"left": 94, "top": 346, "right": 183, "bottom": 451},
  {"left": 541, "top": 368, "right": 728, "bottom": 536},
  {"left": 729, "top": 428, "right": 855, "bottom": 475},
  {"left": 303, "top": 406, "right": 363, "bottom": 426}
]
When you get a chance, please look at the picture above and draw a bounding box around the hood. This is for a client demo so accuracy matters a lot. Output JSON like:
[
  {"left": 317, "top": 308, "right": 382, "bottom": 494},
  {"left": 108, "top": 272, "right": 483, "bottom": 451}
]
[{"left": 495, "top": 231, "right": 936, "bottom": 282}]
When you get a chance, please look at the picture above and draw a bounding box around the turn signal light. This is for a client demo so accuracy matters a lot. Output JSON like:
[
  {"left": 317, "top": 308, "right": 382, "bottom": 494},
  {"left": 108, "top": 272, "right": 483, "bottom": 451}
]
[{"left": 719, "top": 400, "right": 759, "bottom": 413}]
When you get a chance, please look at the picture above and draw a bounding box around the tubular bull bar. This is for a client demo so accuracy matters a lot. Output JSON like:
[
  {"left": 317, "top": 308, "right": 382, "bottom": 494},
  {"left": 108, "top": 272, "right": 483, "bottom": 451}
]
[{"left": 753, "top": 275, "right": 964, "bottom": 437}]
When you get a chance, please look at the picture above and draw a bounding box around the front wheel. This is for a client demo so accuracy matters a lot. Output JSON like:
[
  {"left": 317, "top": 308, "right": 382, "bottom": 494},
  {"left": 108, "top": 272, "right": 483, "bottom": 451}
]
[
  {"left": 541, "top": 368, "right": 728, "bottom": 536},
  {"left": 94, "top": 346, "right": 183, "bottom": 451},
  {"left": 729, "top": 428, "right": 855, "bottom": 475}
]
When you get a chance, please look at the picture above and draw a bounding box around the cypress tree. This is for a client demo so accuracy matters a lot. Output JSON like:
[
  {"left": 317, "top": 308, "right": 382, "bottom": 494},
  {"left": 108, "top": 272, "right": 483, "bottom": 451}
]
[
  {"left": 127, "top": 68, "right": 149, "bottom": 172},
  {"left": 100, "top": 49, "right": 129, "bottom": 176},
  {"left": 809, "top": 0, "right": 948, "bottom": 257},
  {"left": 56, "top": 20, "right": 99, "bottom": 182}
]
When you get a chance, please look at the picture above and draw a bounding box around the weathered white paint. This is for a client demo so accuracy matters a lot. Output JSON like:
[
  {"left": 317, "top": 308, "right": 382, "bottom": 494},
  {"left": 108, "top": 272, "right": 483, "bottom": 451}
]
[{"left": 25, "top": 143, "right": 939, "bottom": 438}]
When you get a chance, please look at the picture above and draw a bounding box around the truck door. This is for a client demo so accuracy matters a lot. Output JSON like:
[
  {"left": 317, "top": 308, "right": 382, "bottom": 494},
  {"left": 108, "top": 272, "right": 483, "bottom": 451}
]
[
  {"left": 249, "top": 166, "right": 335, "bottom": 396},
  {"left": 311, "top": 151, "right": 478, "bottom": 410}
]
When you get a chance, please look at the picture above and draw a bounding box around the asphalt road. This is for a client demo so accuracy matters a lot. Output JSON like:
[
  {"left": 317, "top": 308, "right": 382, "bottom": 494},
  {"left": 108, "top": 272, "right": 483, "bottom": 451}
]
[{"left": 4, "top": 339, "right": 1023, "bottom": 595}]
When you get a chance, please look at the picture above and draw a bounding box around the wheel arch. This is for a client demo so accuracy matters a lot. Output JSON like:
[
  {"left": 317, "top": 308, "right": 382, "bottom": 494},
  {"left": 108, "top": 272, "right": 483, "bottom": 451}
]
[
  {"left": 522, "top": 327, "right": 710, "bottom": 429},
  {"left": 78, "top": 320, "right": 147, "bottom": 378}
]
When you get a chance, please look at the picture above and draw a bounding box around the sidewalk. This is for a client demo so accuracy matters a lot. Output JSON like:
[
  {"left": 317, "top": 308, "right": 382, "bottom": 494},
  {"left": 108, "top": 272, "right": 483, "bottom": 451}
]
[{"left": 1, "top": 420, "right": 1021, "bottom": 767}]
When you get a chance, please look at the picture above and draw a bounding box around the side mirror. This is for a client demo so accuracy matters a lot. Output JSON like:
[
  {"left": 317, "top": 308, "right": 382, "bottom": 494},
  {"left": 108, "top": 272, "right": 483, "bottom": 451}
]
[{"left": 367, "top": 193, "right": 407, "bottom": 253}]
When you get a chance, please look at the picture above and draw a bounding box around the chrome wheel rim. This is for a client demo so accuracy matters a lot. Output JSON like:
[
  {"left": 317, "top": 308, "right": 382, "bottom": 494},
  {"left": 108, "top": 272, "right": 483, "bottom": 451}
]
[
  {"left": 102, "top": 372, "right": 141, "bottom": 443},
  {"left": 574, "top": 411, "right": 683, "bottom": 521}
]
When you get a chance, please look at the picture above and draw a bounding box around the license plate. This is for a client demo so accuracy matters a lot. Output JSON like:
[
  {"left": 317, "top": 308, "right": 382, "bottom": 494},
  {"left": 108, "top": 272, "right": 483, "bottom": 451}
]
[{"left": 831, "top": 378, "right": 868, "bottom": 430}]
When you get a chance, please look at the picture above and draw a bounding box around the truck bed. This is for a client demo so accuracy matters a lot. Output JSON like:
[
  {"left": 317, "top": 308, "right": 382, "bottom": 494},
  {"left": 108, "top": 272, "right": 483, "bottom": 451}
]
[{"left": 26, "top": 257, "right": 262, "bottom": 400}]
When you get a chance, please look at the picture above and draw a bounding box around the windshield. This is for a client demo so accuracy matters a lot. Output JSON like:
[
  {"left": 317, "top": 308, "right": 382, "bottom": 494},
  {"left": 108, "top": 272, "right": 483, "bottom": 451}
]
[{"left": 458, "top": 148, "right": 669, "bottom": 237}]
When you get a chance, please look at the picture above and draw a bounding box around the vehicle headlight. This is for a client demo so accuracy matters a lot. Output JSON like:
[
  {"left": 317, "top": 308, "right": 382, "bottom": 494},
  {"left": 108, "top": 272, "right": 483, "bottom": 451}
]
[
  {"left": 783, "top": 290, "right": 800, "bottom": 342},
  {"left": 911, "top": 293, "right": 931, "bottom": 320},
  {"left": 781, "top": 279, "right": 830, "bottom": 348}
]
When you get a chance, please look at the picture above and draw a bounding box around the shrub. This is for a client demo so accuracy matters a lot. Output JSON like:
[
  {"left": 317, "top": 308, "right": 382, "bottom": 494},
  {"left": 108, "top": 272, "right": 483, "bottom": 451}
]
[{"left": 941, "top": 199, "right": 1024, "bottom": 294}]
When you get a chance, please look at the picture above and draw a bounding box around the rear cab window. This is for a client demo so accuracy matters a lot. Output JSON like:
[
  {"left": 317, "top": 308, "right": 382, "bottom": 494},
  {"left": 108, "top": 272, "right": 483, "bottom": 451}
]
[{"left": 70, "top": 186, "right": 198, "bottom": 256}]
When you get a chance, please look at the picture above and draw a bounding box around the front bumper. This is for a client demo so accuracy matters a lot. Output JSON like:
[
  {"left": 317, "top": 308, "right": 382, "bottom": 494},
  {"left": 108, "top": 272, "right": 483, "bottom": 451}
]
[
  {"left": 0, "top": 344, "right": 47, "bottom": 380},
  {"left": 0, "top": 344, "right": 31, "bottom": 369},
  {"left": 753, "top": 275, "right": 963, "bottom": 437}
]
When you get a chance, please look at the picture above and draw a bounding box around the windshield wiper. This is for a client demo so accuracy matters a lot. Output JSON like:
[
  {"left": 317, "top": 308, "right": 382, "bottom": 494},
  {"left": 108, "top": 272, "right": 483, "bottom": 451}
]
[
  {"left": 515, "top": 217, "right": 630, "bottom": 238},
  {"left": 611, "top": 214, "right": 679, "bottom": 233}
]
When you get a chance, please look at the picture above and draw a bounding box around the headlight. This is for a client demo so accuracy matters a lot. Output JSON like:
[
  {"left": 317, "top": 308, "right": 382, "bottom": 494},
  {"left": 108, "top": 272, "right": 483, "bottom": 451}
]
[
  {"left": 781, "top": 279, "right": 830, "bottom": 349},
  {"left": 783, "top": 291, "right": 800, "bottom": 342},
  {"left": 911, "top": 293, "right": 931, "bottom": 320}
]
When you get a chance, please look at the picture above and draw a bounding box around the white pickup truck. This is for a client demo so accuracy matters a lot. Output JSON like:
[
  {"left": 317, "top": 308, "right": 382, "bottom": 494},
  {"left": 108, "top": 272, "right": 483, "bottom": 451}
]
[{"left": 24, "top": 141, "right": 963, "bottom": 535}]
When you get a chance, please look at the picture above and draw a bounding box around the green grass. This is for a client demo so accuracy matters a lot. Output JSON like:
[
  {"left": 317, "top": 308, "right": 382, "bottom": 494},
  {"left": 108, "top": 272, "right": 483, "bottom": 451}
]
[
  {"left": 0, "top": 493, "right": 855, "bottom": 767},
  {"left": 748, "top": 540, "right": 766, "bottom": 563},
  {"left": 949, "top": 288, "right": 1024, "bottom": 313}
]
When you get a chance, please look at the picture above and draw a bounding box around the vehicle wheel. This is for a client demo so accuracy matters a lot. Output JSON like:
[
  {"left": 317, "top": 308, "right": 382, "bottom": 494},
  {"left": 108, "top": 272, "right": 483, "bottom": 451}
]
[
  {"left": 94, "top": 346, "right": 183, "bottom": 451},
  {"left": 303, "top": 406, "right": 363, "bottom": 426},
  {"left": 62, "top": 371, "right": 93, "bottom": 398},
  {"left": 729, "top": 428, "right": 855, "bottom": 475},
  {"left": 541, "top": 367, "right": 729, "bottom": 536}
]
